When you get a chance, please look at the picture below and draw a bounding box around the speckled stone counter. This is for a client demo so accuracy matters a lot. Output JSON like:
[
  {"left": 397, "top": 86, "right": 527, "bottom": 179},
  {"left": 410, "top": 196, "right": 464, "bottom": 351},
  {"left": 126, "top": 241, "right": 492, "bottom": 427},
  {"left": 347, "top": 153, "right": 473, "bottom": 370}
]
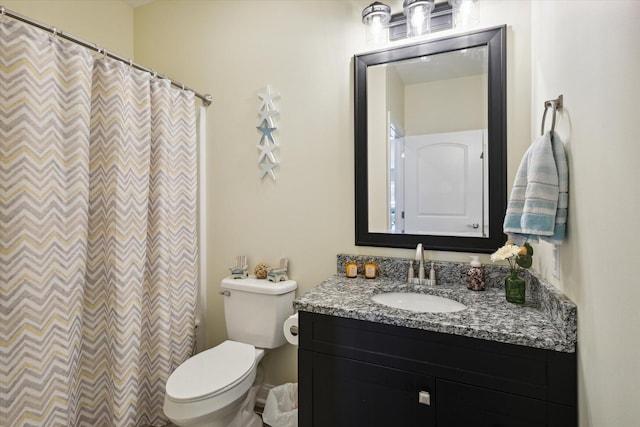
[{"left": 294, "top": 254, "right": 577, "bottom": 353}]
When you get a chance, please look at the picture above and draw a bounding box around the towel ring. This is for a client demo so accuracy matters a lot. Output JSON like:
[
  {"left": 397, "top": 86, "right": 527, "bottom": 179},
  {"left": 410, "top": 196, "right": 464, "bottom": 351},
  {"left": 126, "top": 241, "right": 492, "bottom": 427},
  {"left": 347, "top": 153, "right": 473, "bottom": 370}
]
[{"left": 541, "top": 94, "right": 563, "bottom": 135}]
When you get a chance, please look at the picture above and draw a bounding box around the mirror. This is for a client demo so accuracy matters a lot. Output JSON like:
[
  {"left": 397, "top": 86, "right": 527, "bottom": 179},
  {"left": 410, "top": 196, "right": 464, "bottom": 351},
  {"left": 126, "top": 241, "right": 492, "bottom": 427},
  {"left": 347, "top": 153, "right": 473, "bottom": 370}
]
[{"left": 354, "top": 26, "right": 506, "bottom": 252}]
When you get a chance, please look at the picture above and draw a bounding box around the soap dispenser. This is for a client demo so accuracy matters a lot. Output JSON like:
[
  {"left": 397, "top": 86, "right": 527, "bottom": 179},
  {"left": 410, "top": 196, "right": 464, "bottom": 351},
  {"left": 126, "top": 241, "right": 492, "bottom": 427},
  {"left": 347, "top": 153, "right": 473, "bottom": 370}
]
[{"left": 466, "top": 256, "right": 485, "bottom": 291}]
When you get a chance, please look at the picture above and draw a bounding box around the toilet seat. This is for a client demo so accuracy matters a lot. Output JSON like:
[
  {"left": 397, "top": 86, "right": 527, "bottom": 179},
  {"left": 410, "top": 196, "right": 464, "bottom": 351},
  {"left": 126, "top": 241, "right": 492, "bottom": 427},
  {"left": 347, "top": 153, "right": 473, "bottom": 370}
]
[{"left": 166, "top": 340, "right": 257, "bottom": 403}]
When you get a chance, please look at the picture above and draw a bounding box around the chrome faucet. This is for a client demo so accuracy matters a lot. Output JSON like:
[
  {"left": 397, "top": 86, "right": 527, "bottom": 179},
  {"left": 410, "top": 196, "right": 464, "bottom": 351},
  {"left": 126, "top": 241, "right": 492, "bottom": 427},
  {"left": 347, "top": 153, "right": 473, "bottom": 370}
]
[{"left": 409, "top": 243, "right": 435, "bottom": 285}]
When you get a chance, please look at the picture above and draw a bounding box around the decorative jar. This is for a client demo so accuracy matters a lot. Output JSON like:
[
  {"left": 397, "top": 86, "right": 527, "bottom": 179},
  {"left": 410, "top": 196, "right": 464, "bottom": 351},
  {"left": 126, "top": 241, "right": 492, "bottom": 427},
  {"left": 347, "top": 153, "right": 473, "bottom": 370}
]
[{"left": 346, "top": 261, "right": 358, "bottom": 278}]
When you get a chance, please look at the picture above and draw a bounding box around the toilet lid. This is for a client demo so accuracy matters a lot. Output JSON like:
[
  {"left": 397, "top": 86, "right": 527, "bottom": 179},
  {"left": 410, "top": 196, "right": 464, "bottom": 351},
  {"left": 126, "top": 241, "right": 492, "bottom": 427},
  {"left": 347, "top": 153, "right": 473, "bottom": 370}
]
[{"left": 166, "top": 340, "right": 256, "bottom": 403}]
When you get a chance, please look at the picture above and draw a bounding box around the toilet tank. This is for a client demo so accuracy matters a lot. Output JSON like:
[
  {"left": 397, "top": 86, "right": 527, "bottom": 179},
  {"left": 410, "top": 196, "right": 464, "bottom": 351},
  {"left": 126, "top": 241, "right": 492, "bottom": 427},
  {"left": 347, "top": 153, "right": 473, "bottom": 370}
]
[{"left": 221, "top": 277, "right": 297, "bottom": 349}]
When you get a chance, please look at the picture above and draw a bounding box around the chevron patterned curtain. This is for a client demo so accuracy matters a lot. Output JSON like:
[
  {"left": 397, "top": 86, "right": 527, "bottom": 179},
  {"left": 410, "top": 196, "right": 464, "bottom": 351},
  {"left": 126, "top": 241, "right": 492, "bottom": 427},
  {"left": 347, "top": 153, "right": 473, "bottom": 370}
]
[{"left": 1, "top": 20, "right": 198, "bottom": 427}]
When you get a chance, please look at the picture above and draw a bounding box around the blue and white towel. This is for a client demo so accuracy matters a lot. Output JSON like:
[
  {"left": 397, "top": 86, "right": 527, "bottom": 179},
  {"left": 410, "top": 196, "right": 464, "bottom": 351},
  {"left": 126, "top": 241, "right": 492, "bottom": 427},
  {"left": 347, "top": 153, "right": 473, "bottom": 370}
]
[{"left": 504, "top": 131, "right": 568, "bottom": 245}]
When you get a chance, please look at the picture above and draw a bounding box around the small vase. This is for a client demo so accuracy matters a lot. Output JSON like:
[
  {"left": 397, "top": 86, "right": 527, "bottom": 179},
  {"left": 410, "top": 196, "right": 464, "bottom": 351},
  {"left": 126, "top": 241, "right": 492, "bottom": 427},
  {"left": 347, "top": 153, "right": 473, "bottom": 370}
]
[{"left": 505, "top": 270, "right": 525, "bottom": 304}]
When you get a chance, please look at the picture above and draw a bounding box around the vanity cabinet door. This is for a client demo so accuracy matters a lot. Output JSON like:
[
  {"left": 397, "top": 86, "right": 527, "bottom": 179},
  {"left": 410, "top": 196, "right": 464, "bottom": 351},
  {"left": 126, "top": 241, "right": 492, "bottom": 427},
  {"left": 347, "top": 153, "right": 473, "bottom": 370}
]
[
  {"left": 436, "top": 379, "right": 547, "bottom": 427},
  {"left": 306, "top": 351, "right": 435, "bottom": 427}
]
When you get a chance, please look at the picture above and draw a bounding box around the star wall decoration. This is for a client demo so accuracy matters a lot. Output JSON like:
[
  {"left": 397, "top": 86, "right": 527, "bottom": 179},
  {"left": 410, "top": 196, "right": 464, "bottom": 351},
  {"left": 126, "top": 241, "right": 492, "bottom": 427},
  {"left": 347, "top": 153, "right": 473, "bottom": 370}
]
[
  {"left": 256, "top": 85, "right": 280, "bottom": 181},
  {"left": 258, "top": 108, "right": 278, "bottom": 127},
  {"left": 256, "top": 141, "right": 278, "bottom": 163},
  {"left": 256, "top": 120, "right": 277, "bottom": 145},
  {"left": 257, "top": 85, "right": 280, "bottom": 111},
  {"left": 259, "top": 157, "right": 278, "bottom": 181}
]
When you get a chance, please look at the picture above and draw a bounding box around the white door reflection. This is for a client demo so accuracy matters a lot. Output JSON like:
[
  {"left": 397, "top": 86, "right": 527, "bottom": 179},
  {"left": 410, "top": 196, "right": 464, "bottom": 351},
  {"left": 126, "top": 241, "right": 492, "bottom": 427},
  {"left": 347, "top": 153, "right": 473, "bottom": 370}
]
[{"left": 390, "top": 129, "right": 487, "bottom": 236}]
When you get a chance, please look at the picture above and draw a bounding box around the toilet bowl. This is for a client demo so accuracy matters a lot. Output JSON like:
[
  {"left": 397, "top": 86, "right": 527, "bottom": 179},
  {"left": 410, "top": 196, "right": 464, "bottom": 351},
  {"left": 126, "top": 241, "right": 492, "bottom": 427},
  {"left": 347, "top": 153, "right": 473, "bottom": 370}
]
[
  {"left": 164, "top": 277, "right": 297, "bottom": 426},
  {"left": 164, "top": 340, "right": 264, "bottom": 427}
]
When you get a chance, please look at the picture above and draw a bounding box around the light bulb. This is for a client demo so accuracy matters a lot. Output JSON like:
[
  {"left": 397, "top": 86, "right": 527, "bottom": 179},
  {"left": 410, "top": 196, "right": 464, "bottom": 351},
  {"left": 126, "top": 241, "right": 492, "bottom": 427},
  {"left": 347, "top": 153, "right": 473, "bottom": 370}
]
[
  {"left": 365, "top": 14, "right": 388, "bottom": 45},
  {"left": 404, "top": 0, "right": 434, "bottom": 38},
  {"left": 450, "top": 0, "right": 479, "bottom": 29},
  {"left": 410, "top": 5, "right": 425, "bottom": 32},
  {"left": 362, "top": 2, "right": 391, "bottom": 46}
]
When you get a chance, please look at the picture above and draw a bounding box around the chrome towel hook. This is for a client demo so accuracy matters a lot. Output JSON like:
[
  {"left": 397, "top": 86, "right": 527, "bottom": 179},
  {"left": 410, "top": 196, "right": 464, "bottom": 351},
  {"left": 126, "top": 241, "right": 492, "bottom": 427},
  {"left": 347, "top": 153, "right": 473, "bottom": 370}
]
[{"left": 541, "top": 94, "right": 563, "bottom": 135}]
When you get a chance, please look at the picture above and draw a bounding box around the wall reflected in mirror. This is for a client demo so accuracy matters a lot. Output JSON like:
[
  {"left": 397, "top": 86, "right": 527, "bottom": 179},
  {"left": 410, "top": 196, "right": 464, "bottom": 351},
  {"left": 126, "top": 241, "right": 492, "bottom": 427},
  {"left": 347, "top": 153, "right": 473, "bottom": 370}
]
[{"left": 367, "top": 45, "right": 488, "bottom": 237}]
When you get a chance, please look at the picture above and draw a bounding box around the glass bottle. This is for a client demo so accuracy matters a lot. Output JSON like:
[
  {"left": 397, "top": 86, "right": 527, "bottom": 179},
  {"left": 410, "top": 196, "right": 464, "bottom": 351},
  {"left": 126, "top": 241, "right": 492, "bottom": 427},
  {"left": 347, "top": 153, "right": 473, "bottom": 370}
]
[{"left": 505, "top": 270, "right": 525, "bottom": 304}]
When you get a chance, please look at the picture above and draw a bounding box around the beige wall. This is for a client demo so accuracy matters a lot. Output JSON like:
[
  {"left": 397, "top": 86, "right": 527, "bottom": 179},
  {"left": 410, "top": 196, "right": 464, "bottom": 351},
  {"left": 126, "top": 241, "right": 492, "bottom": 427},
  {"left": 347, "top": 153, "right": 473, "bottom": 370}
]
[
  {"left": 530, "top": 1, "right": 640, "bottom": 425},
  {"left": 386, "top": 65, "right": 405, "bottom": 131},
  {"left": 405, "top": 74, "right": 487, "bottom": 135},
  {"left": 367, "top": 64, "right": 390, "bottom": 232},
  {"left": 2, "top": 0, "right": 134, "bottom": 58}
]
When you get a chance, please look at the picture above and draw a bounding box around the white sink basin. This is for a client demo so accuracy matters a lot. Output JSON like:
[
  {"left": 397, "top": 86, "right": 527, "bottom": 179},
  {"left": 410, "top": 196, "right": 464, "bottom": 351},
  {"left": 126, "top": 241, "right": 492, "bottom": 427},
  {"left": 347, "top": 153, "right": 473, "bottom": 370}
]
[{"left": 372, "top": 292, "right": 466, "bottom": 313}]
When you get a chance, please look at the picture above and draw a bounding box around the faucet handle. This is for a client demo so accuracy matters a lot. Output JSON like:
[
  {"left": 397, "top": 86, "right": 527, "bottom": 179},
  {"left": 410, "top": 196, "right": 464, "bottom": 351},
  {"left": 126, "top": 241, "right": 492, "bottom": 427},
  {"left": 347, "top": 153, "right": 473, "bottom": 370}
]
[{"left": 407, "top": 260, "right": 415, "bottom": 283}]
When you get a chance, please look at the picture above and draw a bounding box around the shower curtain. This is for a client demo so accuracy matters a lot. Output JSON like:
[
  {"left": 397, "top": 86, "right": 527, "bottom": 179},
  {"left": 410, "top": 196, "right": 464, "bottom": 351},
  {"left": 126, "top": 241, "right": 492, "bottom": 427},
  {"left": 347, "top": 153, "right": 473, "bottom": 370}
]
[{"left": 1, "top": 19, "right": 198, "bottom": 427}]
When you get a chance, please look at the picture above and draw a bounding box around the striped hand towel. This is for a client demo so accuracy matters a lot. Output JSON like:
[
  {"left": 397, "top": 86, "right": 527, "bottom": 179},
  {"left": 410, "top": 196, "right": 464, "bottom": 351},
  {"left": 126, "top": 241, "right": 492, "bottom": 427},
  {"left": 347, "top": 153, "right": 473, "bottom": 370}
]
[{"left": 504, "top": 131, "right": 568, "bottom": 245}]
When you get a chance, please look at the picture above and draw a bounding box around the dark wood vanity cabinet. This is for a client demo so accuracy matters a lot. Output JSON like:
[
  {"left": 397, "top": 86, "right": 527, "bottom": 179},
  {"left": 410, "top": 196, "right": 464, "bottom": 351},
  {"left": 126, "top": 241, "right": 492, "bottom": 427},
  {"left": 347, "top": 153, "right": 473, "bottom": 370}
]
[{"left": 298, "top": 312, "right": 576, "bottom": 427}]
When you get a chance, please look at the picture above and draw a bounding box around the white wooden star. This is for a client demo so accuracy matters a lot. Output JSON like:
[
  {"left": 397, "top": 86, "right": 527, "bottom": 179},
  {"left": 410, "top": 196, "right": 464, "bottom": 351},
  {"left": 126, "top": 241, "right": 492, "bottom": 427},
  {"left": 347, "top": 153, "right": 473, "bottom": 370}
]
[
  {"left": 257, "top": 142, "right": 278, "bottom": 163},
  {"left": 258, "top": 85, "right": 280, "bottom": 111},
  {"left": 258, "top": 109, "right": 278, "bottom": 127},
  {"left": 259, "top": 158, "right": 278, "bottom": 181}
]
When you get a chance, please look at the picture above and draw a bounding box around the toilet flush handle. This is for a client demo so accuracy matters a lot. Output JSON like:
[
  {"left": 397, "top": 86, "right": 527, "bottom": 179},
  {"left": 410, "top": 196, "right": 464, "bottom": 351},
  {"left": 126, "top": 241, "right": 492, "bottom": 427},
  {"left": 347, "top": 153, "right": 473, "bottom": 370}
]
[{"left": 219, "top": 290, "right": 230, "bottom": 296}]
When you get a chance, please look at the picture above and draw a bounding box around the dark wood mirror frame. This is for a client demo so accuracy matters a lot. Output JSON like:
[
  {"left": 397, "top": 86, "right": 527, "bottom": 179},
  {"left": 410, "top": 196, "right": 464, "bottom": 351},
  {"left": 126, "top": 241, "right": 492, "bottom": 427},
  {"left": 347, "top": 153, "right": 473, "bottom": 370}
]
[{"left": 354, "top": 26, "right": 507, "bottom": 252}]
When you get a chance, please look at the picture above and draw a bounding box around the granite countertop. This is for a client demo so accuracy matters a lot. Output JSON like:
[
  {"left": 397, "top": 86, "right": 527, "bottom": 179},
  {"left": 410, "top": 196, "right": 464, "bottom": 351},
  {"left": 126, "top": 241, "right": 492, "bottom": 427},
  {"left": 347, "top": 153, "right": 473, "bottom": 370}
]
[{"left": 294, "top": 268, "right": 577, "bottom": 353}]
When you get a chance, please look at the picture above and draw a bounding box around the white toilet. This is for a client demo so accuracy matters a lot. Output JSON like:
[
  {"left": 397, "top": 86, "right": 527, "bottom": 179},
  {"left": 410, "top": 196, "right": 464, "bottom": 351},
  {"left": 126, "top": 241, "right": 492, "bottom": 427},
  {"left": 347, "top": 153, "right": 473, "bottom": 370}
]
[{"left": 164, "top": 277, "right": 297, "bottom": 427}]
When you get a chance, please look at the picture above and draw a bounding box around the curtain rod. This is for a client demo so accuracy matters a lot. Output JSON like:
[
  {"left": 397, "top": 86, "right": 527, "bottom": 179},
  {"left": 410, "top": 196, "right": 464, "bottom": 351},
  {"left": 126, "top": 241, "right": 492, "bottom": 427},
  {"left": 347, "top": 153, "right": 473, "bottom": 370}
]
[{"left": 0, "top": 5, "right": 212, "bottom": 107}]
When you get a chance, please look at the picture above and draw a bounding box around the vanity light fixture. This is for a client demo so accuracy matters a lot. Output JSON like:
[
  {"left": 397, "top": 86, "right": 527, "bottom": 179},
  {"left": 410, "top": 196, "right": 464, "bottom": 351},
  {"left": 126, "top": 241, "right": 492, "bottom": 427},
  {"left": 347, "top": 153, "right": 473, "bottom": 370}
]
[{"left": 361, "top": 0, "right": 453, "bottom": 45}]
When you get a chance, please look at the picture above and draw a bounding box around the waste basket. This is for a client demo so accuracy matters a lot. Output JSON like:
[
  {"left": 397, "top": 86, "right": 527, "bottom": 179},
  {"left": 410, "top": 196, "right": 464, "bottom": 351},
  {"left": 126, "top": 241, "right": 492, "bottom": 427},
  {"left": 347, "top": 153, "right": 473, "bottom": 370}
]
[{"left": 262, "top": 382, "right": 298, "bottom": 427}]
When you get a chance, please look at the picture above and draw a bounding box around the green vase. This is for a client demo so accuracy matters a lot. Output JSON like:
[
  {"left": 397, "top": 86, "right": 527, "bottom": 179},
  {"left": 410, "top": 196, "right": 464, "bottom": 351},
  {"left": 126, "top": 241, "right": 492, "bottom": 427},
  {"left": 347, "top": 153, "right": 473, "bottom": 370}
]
[{"left": 505, "top": 270, "right": 525, "bottom": 304}]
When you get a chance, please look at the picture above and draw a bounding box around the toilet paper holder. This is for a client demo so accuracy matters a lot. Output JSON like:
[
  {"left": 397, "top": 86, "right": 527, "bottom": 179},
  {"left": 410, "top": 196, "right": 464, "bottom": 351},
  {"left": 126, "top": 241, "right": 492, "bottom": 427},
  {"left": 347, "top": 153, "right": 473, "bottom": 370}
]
[{"left": 283, "top": 312, "right": 299, "bottom": 345}]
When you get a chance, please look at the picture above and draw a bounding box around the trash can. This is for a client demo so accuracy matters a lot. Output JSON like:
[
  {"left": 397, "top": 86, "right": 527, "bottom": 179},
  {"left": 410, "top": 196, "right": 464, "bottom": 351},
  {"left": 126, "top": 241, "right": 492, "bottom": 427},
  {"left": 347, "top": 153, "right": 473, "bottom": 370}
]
[{"left": 262, "top": 382, "right": 298, "bottom": 427}]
